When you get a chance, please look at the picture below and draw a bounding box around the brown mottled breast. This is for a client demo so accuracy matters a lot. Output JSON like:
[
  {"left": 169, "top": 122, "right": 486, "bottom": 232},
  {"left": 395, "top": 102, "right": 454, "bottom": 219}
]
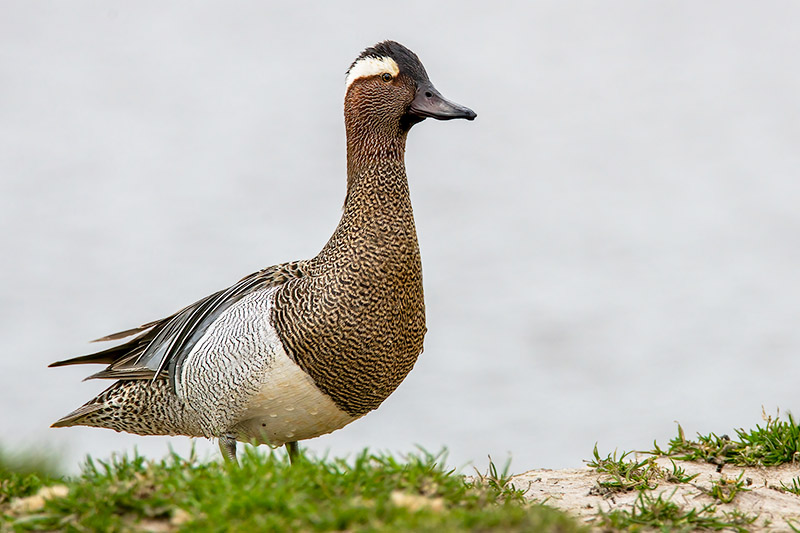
[{"left": 272, "top": 161, "right": 426, "bottom": 417}]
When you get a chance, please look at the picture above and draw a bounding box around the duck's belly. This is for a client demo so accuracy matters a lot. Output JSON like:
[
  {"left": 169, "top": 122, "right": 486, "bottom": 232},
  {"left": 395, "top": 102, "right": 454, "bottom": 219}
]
[{"left": 233, "top": 348, "right": 358, "bottom": 446}]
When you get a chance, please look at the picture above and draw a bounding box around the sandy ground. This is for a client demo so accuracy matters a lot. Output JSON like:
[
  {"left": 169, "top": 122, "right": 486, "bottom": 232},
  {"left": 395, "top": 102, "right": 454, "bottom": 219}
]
[{"left": 512, "top": 457, "right": 800, "bottom": 531}]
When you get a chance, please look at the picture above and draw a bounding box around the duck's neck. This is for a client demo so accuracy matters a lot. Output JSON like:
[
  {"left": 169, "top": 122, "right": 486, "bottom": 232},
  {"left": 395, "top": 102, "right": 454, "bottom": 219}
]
[
  {"left": 314, "top": 120, "right": 418, "bottom": 266},
  {"left": 343, "top": 128, "right": 410, "bottom": 216}
]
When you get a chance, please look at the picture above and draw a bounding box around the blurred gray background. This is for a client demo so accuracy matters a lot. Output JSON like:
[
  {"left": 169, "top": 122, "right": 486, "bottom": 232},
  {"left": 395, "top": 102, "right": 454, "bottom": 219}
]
[{"left": 2, "top": 2, "right": 799, "bottom": 473}]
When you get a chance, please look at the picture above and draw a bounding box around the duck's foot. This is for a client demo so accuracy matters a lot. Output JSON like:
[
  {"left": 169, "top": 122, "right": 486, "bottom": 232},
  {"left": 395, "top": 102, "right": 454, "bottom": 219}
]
[
  {"left": 219, "top": 434, "right": 237, "bottom": 463},
  {"left": 286, "top": 441, "right": 299, "bottom": 464}
]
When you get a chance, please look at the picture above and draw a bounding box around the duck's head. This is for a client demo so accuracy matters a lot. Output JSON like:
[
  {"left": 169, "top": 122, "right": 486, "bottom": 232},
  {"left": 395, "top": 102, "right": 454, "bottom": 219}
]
[{"left": 345, "top": 41, "right": 476, "bottom": 134}]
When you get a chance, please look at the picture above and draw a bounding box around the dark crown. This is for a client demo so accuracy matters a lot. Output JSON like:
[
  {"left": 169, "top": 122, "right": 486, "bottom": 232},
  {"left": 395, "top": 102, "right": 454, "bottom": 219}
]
[{"left": 346, "top": 40, "right": 430, "bottom": 83}]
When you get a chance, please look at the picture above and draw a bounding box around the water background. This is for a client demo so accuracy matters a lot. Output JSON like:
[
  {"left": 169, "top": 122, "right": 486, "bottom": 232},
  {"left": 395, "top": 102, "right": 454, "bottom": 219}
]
[{"left": 2, "top": 2, "right": 799, "bottom": 473}]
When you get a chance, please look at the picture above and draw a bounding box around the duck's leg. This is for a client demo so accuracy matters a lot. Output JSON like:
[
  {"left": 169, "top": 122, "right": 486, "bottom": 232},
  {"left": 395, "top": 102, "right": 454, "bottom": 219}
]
[
  {"left": 219, "top": 434, "right": 237, "bottom": 463},
  {"left": 286, "top": 441, "right": 299, "bottom": 464}
]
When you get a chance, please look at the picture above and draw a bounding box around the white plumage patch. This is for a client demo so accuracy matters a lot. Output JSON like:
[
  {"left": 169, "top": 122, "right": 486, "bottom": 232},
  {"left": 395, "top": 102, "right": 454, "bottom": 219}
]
[{"left": 345, "top": 56, "right": 400, "bottom": 90}]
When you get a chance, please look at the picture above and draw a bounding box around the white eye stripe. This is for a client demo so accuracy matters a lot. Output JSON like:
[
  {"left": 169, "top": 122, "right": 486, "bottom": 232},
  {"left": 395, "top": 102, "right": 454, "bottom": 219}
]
[{"left": 345, "top": 56, "right": 400, "bottom": 90}]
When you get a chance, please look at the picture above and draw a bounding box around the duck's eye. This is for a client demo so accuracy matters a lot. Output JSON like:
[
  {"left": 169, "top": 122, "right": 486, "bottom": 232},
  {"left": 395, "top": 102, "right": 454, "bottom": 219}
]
[{"left": 381, "top": 72, "right": 393, "bottom": 82}]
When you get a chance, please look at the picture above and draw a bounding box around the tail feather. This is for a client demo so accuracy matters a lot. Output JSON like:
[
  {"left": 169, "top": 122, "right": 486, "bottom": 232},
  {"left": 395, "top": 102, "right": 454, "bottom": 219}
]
[
  {"left": 83, "top": 368, "right": 160, "bottom": 381},
  {"left": 50, "top": 403, "right": 104, "bottom": 428},
  {"left": 49, "top": 351, "right": 119, "bottom": 368},
  {"left": 49, "top": 328, "right": 156, "bottom": 368},
  {"left": 49, "top": 380, "right": 204, "bottom": 438},
  {"left": 90, "top": 320, "right": 162, "bottom": 343}
]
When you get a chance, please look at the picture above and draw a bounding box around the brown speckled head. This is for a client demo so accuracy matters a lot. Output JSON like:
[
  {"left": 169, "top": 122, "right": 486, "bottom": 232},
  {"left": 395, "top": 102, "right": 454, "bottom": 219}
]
[{"left": 345, "top": 40, "right": 476, "bottom": 136}]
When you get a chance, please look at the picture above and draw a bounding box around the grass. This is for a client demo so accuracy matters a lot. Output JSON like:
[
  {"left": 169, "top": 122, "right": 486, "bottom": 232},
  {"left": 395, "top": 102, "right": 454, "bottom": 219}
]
[
  {"left": 654, "top": 409, "right": 800, "bottom": 467},
  {"left": 779, "top": 477, "right": 800, "bottom": 496},
  {"left": 587, "top": 445, "right": 698, "bottom": 495},
  {"left": 596, "top": 489, "right": 757, "bottom": 533},
  {"left": 1, "top": 447, "right": 585, "bottom": 532},
  {"left": 709, "top": 472, "right": 750, "bottom": 504},
  {"left": 586, "top": 448, "right": 759, "bottom": 532},
  {"left": 5, "top": 412, "right": 799, "bottom": 532},
  {"left": 586, "top": 418, "right": 779, "bottom": 532},
  {"left": 0, "top": 447, "right": 61, "bottom": 508},
  {"left": 585, "top": 411, "right": 800, "bottom": 531},
  {"left": 586, "top": 445, "right": 758, "bottom": 532}
]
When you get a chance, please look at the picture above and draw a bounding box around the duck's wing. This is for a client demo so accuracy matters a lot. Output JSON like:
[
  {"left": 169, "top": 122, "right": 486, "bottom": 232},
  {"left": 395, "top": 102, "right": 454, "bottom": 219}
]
[{"left": 49, "top": 261, "right": 307, "bottom": 388}]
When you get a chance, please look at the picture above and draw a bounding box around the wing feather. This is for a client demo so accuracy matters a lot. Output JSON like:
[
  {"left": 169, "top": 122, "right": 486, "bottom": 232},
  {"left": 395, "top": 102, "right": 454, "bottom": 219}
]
[{"left": 49, "top": 262, "right": 306, "bottom": 389}]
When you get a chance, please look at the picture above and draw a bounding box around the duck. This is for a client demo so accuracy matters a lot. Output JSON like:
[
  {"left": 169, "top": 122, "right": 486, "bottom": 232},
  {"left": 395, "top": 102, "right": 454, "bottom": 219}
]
[{"left": 49, "top": 40, "right": 476, "bottom": 462}]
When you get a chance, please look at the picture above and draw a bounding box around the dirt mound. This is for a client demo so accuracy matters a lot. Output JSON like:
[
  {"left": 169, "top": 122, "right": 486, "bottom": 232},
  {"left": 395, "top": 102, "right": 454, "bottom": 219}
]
[{"left": 513, "top": 457, "right": 800, "bottom": 531}]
